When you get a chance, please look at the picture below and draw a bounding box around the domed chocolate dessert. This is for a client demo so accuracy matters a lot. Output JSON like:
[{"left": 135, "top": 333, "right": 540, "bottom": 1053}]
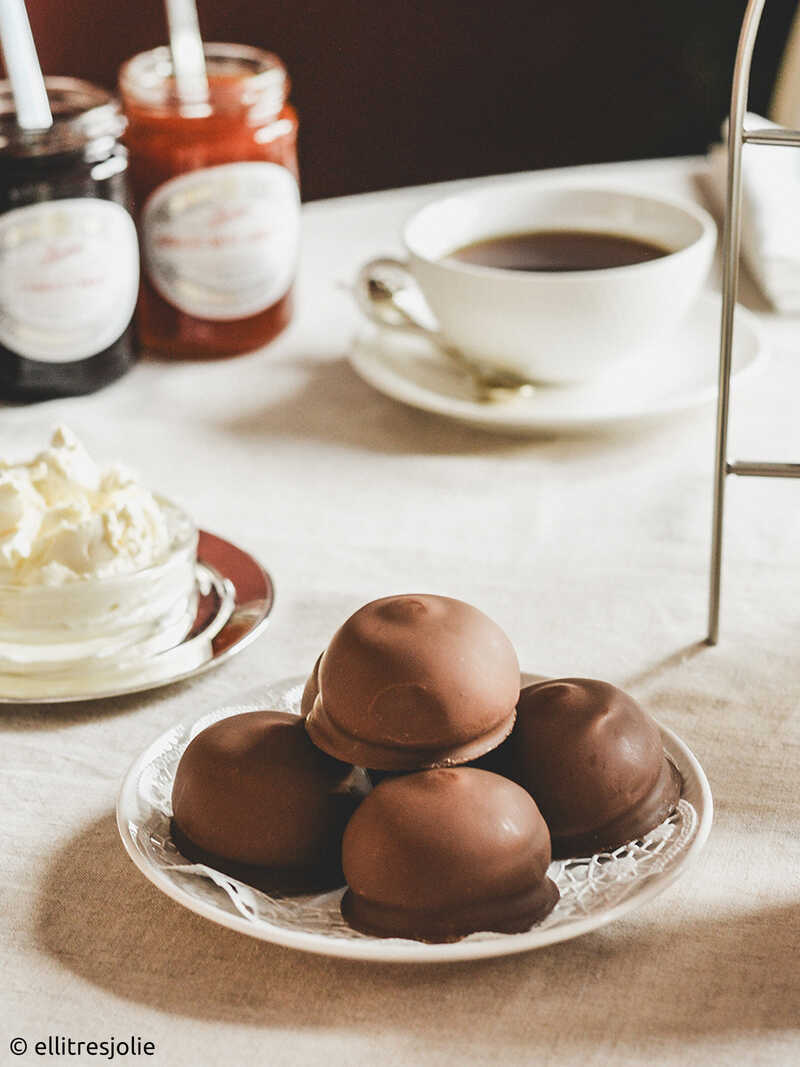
[
  {"left": 507, "top": 679, "right": 682, "bottom": 858},
  {"left": 303, "top": 594, "right": 520, "bottom": 771},
  {"left": 341, "top": 767, "right": 559, "bottom": 942},
  {"left": 171, "top": 710, "right": 370, "bottom": 892}
]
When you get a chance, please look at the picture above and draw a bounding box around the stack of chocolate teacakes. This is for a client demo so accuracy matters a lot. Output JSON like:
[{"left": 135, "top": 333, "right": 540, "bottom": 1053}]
[{"left": 171, "top": 594, "right": 682, "bottom": 943}]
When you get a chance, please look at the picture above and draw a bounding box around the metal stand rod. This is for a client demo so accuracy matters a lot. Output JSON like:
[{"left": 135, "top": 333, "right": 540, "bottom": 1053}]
[
  {"left": 707, "top": 0, "right": 800, "bottom": 643},
  {"left": 707, "top": 0, "right": 766, "bottom": 645},
  {"left": 728, "top": 461, "right": 800, "bottom": 477},
  {"left": 742, "top": 127, "right": 800, "bottom": 144}
]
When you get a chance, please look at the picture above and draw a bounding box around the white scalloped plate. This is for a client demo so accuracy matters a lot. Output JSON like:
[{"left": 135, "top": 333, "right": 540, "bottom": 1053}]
[{"left": 117, "top": 676, "right": 713, "bottom": 962}]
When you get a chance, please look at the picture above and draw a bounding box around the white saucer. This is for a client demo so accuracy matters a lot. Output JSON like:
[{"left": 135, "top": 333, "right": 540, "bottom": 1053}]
[
  {"left": 117, "top": 675, "right": 713, "bottom": 964},
  {"left": 348, "top": 294, "right": 765, "bottom": 435},
  {"left": 0, "top": 532, "right": 274, "bottom": 704}
]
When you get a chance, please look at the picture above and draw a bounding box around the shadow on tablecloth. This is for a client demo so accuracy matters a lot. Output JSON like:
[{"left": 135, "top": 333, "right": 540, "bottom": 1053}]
[
  {"left": 0, "top": 672, "right": 215, "bottom": 733},
  {"left": 219, "top": 357, "right": 698, "bottom": 458},
  {"left": 34, "top": 812, "right": 800, "bottom": 1049}
]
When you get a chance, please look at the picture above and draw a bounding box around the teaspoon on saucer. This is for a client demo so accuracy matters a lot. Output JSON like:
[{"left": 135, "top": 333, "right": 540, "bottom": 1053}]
[{"left": 353, "top": 259, "right": 535, "bottom": 404}]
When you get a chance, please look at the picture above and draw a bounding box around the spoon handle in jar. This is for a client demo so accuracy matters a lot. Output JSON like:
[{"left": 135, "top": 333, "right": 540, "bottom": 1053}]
[
  {"left": 0, "top": 0, "right": 52, "bottom": 130},
  {"left": 165, "top": 0, "right": 209, "bottom": 107}
]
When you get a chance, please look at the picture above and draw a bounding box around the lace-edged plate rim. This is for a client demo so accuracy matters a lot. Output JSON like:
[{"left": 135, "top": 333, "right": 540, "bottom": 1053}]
[{"left": 116, "top": 677, "right": 713, "bottom": 963}]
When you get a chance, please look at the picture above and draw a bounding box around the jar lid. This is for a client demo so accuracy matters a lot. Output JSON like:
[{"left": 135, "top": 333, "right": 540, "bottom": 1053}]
[
  {"left": 0, "top": 77, "right": 125, "bottom": 159},
  {"left": 119, "top": 42, "right": 288, "bottom": 120}
]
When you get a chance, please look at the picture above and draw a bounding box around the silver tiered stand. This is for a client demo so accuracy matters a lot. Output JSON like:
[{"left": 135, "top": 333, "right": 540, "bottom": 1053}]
[{"left": 708, "top": 0, "right": 800, "bottom": 643}]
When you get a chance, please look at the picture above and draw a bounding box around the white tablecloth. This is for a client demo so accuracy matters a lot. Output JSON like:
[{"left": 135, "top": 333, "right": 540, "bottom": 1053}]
[{"left": 3, "top": 157, "right": 799, "bottom": 1067}]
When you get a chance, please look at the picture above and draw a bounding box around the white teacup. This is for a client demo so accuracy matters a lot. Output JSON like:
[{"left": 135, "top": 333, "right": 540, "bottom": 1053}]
[{"left": 356, "top": 182, "right": 717, "bottom": 385}]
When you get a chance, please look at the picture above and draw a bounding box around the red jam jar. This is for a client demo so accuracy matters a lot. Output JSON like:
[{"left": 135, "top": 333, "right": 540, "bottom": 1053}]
[{"left": 119, "top": 43, "right": 299, "bottom": 359}]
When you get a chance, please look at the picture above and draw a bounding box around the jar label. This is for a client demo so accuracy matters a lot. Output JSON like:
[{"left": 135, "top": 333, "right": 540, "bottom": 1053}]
[
  {"left": 142, "top": 162, "right": 300, "bottom": 321},
  {"left": 0, "top": 198, "right": 139, "bottom": 363}
]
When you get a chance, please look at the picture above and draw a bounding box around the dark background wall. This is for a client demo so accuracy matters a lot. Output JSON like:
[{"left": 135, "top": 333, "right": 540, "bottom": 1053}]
[{"left": 17, "top": 0, "right": 800, "bottom": 200}]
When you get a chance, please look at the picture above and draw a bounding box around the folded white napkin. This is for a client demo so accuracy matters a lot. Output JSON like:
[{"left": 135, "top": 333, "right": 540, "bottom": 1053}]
[{"left": 704, "top": 113, "right": 800, "bottom": 313}]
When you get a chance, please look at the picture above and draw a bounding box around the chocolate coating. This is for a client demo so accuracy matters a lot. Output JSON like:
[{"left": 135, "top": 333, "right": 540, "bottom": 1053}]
[
  {"left": 507, "top": 679, "right": 682, "bottom": 858},
  {"left": 341, "top": 767, "right": 559, "bottom": 942},
  {"left": 171, "top": 710, "right": 370, "bottom": 892},
  {"left": 304, "top": 595, "right": 520, "bottom": 770}
]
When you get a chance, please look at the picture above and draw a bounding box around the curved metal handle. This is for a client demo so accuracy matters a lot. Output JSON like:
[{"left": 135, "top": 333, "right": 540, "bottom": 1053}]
[
  {"left": 708, "top": 0, "right": 768, "bottom": 644},
  {"left": 353, "top": 257, "right": 442, "bottom": 342}
]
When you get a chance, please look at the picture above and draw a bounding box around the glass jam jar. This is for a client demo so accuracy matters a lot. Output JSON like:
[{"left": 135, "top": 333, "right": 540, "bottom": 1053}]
[
  {"left": 119, "top": 43, "right": 300, "bottom": 359},
  {"left": 0, "top": 79, "right": 139, "bottom": 401}
]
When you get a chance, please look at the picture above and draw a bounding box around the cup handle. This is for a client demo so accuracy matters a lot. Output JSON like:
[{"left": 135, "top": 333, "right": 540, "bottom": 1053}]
[
  {"left": 353, "top": 256, "right": 536, "bottom": 400},
  {"left": 353, "top": 256, "right": 442, "bottom": 341}
]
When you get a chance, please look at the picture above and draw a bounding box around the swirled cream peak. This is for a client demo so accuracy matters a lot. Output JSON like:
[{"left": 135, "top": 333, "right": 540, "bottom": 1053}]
[{"left": 0, "top": 427, "right": 172, "bottom": 585}]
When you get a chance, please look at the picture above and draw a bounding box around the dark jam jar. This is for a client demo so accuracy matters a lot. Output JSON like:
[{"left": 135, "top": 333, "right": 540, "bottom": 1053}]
[
  {"left": 119, "top": 44, "right": 300, "bottom": 359},
  {"left": 0, "top": 78, "right": 139, "bottom": 402}
]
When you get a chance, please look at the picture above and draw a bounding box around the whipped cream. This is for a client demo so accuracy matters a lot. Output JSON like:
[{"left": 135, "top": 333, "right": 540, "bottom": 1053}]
[
  {"left": 0, "top": 427, "right": 172, "bottom": 586},
  {"left": 0, "top": 428, "right": 199, "bottom": 681}
]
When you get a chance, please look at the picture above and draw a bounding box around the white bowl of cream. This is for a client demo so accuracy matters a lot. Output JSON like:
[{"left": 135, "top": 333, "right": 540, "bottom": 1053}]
[{"left": 0, "top": 427, "right": 198, "bottom": 676}]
